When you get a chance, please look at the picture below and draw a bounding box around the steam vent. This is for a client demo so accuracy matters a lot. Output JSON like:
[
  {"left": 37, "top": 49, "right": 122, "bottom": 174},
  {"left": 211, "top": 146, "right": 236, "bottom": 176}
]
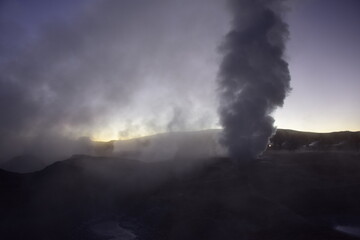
[{"left": 1, "top": 0, "right": 360, "bottom": 239}]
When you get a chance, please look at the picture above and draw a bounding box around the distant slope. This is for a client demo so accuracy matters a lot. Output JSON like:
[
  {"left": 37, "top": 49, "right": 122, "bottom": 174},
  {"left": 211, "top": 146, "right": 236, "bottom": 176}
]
[
  {"left": 1, "top": 129, "right": 359, "bottom": 173},
  {"left": 270, "top": 129, "right": 360, "bottom": 151},
  {"left": 113, "top": 129, "right": 226, "bottom": 161}
]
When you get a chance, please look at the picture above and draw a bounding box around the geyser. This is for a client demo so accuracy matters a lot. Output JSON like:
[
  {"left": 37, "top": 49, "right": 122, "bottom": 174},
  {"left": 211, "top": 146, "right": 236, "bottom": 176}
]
[{"left": 217, "top": 0, "right": 291, "bottom": 161}]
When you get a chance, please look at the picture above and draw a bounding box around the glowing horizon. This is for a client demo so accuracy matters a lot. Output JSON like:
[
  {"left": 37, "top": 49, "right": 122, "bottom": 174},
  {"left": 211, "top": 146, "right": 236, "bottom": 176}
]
[{"left": 88, "top": 124, "right": 360, "bottom": 142}]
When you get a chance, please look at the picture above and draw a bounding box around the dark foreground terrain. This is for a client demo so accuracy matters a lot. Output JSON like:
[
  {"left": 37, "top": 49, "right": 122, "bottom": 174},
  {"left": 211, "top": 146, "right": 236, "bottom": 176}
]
[{"left": 1, "top": 151, "right": 360, "bottom": 239}]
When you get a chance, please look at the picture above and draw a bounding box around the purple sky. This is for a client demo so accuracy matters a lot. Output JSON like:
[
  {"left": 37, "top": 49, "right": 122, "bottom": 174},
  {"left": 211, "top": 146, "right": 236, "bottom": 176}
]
[
  {"left": 0, "top": 0, "right": 359, "bottom": 146},
  {"left": 275, "top": 0, "right": 360, "bottom": 132}
]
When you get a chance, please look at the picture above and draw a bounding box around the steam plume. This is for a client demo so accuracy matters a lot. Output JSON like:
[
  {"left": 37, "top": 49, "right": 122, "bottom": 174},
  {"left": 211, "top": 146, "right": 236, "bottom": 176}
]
[
  {"left": 218, "top": 0, "right": 291, "bottom": 160},
  {"left": 0, "top": 0, "right": 226, "bottom": 163}
]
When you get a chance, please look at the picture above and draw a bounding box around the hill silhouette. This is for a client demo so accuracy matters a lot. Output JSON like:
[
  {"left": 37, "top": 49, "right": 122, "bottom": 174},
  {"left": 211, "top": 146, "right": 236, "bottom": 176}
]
[{"left": 2, "top": 129, "right": 359, "bottom": 174}]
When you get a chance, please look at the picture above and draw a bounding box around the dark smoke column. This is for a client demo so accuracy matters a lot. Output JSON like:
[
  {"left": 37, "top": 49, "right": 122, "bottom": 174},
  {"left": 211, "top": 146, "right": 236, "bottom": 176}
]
[{"left": 218, "top": 0, "right": 291, "bottom": 161}]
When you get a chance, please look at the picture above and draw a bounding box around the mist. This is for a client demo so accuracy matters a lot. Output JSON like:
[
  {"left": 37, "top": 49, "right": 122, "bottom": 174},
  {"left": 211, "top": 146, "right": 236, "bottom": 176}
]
[
  {"left": 0, "top": 0, "right": 228, "bottom": 163},
  {"left": 217, "top": 0, "right": 291, "bottom": 161}
]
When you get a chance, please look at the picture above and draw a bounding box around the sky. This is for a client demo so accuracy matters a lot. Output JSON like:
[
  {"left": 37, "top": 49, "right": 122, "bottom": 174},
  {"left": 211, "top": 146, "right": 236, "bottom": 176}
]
[
  {"left": 0, "top": 0, "right": 359, "bottom": 160},
  {"left": 274, "top": 0, "right": 360, "bottom": 133}
]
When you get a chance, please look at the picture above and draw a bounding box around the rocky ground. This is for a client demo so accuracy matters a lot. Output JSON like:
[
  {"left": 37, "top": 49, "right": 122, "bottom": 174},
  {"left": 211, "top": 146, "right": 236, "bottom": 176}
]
[{"left": 1, "top": 151, "right": 360, "bottom": 239}]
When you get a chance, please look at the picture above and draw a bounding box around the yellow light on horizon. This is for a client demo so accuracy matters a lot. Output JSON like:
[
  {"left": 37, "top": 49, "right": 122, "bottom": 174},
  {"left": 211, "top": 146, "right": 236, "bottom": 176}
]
[{"left": 89, "top": 127, "right": 157, "bottom": 142}]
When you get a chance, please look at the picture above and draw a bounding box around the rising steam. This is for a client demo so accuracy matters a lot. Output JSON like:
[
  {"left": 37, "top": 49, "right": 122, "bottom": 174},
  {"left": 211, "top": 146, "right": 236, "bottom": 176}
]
[
  {"left": 218, "top": 0, "right": 291, "bottom": 160},
  {"left": 0, "top": 0, "right": 226, "bottom": 163}
]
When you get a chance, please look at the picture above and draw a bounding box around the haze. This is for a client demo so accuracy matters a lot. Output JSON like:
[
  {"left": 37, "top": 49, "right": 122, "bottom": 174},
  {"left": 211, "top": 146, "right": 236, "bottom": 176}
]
[{"left": 0, "top": 0, "right": 359, "bottom": 162}]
